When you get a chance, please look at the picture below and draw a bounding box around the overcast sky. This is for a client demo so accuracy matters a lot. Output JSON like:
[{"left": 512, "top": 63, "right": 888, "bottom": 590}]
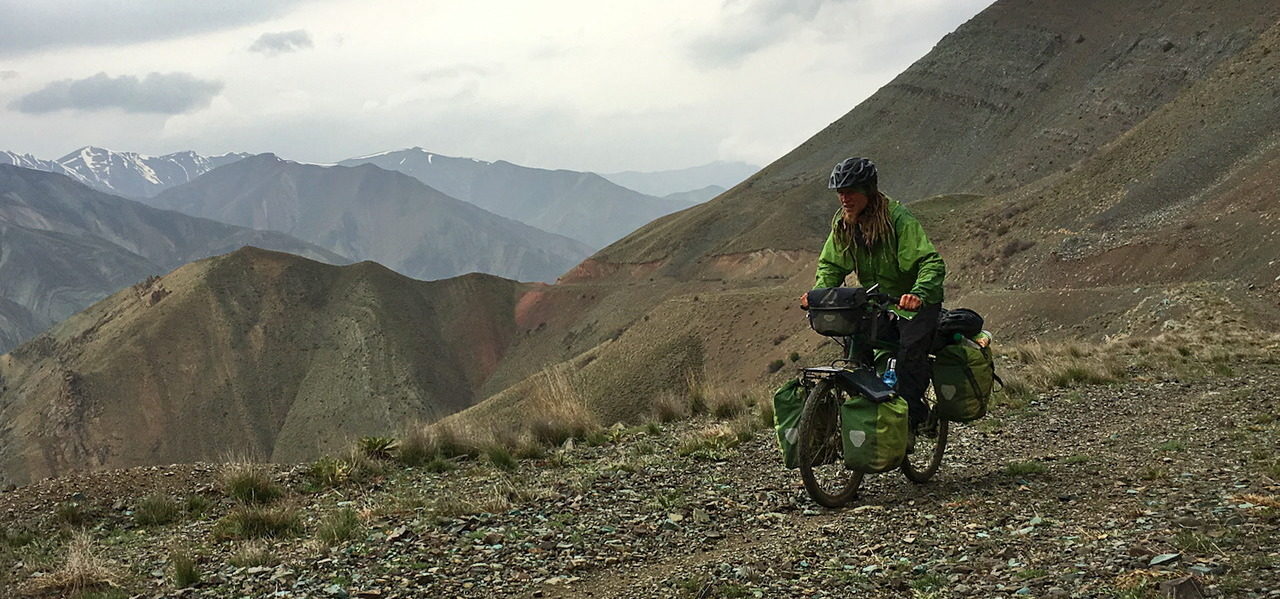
[{"left": 0, "top": 0, "right": 993, "bottom": 172}]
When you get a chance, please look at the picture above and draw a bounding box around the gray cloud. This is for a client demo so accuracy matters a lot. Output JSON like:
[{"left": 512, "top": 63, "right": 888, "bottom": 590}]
[
  {"left": 0, "top": 0, "right": 308, "bottom": 57},
  {"left": 687, "top": 0, "right": 838, "bottom": 68},
  {"left": 249, "top": 30, "right": 314, "bottom": 56},
  {"left": 0, "top": 70, "right": 17, "bottom": 80},
  {"left": 11, "top": 72, "right": 224, "bottom": 114}
]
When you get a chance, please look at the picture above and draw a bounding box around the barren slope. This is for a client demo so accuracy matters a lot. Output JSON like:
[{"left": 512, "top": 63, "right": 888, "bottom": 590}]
[{"left": 0, "top": 248, "right": 527, "bottom": 485}]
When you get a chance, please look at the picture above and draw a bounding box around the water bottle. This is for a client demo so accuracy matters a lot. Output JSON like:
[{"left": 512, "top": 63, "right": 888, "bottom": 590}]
[{"left": 882, "top": 358, "right": 898, "bottom": 389}]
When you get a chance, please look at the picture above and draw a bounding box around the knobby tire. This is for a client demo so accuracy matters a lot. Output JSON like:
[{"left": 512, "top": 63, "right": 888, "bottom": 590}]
[{"left": 797, "top": 379, "right": 863, "bottom": 507}]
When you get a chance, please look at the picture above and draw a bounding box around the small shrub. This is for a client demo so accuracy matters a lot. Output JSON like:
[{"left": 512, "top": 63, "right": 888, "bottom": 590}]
[
  {"left": 316, "top": 508, "right": 362, "bottom": 546},
  {"left": 135, "top": 494, "right": 182, "bottom": 526},
  {"left": 766, "top": 359, "right": 785, "bottom": 373},
  {"left": 304, "top": 456, "right": 351, "bottom": 489},
  {"left": 1003, "top": 460, "right": 1046, "bottom": 476},
  {"left": 213, "top": 505, "right": 303, "bottom": 540},
  {"left": 357, "top": 436, "right": 398, "bottom": 461},
  {"left": 430, "top": 420, "right": 481, "bottom": 458},
  {"left": 218, "top": 461, "right": 283, "bottom": 504},
  {"left": 170, "top": 548, "right": 200, "bottom": 588},
  {"left": 1157, "top": 440, "right": 1187, "bottom": 452},
  {"left": 228, "top": 541, "right": 278, "bottom": 568},
  {"left": 645, "top": 422, "right": 662, "bottom": 435},
  {"left": 789, "top": 351, "right": 801, "bottom": 363},
  {"left": 1064, "top": 454, "right": 1092, "bottom": 465}
]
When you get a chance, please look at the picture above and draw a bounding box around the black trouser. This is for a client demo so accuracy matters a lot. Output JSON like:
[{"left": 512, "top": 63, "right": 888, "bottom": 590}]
[{"left": 873, "top": 303, "right": 941, "bottom": 428}]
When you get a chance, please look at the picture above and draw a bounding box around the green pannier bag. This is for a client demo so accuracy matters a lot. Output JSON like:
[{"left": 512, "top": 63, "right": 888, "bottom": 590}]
[
  {"left": 840, "top": 394, "right": 909, "bottom": 473},
  {"left": 932, "top": 340, "right": 995, "bottom": 422},
  {"left": 772, "top": 378, "right": 809, "bottom": 468}
]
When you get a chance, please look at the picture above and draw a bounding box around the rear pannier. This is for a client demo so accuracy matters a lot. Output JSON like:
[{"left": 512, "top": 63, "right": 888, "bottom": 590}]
[{"left": 932, "top": 338, "right": 996, "bottom": 422}]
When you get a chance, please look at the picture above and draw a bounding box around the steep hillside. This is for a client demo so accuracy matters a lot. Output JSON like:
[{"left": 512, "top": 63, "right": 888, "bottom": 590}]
[
  {"left": 454, "top": 0, "right": 1280, "bottom": 435},
  {"left": 0, "top": 247, "right": 528, "bottom": 485},
  {"left": 338, "top": 148, "right": 693, "bottom": 248},
  {"left": 593, "top": 0, "right": 1280, "bottom": 274},
  {"left": 0, "top": 165, "right": 348, "bottom": 352},
  {"left": 154, "top": 154, "right": 592, "bottom": 283}
]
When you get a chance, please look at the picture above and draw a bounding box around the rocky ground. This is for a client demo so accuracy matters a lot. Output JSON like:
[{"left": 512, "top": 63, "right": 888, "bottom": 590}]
[{"left": 2, "top": 361, "right": 1278, "bottom": 598}]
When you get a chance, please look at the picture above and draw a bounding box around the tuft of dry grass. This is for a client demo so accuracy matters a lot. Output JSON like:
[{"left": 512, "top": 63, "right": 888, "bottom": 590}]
[
  {"left": 316, "top": 508, "right": 362, "bottom": 546},
  {"left": 707, "top": 388, "right": 748, "bottom": 420},
  {"left": 213, "top": 505, "right": 303, "bottom": 540},
  {"left": 134, "top": 494, "right": 182, "bottom": 526},
  {"left": 24, "top": 531, "right": 117, "bottom": 596},
  {"left": 218, "top": 460, "right": 283, "bottom": 504},
  {"left": 170, "top": 547, "right": 200, "bottom": 588},
  {"left": 524, "top": 366, "right": 601, "bottom": 447},
  {"left": 229, "top": 541, "right": 277, "bottom": 568},
  {"left": 651, "top": 392, "right": 688, "bottom": 423}
]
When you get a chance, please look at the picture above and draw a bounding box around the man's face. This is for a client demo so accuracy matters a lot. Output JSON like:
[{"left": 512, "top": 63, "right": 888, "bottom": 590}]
[{"left": 837, "top": 188, "right": 868, "bottom": 218}]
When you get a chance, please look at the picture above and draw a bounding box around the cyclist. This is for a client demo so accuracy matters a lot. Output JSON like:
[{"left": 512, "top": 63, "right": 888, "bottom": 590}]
[{"left": 799, "top": 157, "right": 946, "bottom": 434}]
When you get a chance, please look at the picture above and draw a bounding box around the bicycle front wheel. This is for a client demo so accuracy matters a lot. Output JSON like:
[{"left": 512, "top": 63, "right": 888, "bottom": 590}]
[{"left": 797, "top": 379, "right": 863, "bottom": 507}]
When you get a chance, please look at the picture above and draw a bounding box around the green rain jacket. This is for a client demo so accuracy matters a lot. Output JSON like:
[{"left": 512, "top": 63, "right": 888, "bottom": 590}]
[{"left": 813, "top": 197, "right": 946, "bottom": 309}]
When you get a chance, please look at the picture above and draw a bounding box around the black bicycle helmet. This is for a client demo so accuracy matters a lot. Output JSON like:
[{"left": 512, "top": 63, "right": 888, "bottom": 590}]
[{"left": 828, "top": 157, "right": 877, "bottom": 190}]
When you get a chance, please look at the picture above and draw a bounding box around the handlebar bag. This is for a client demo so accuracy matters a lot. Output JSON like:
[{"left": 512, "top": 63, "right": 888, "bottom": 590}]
[
  {"left": 806, "top": 287, "right": 873, "bottom": 337},
  {"left": 840, "top": 393, "right": 909, "bottom": 473},
  {"left": 932, "top": 339, "right": 995, "bottom": 422}
]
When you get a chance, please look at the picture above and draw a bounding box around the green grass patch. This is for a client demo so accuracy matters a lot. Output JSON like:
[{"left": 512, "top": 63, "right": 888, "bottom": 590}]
[
  {"left": 1157, "top": 440, "right": 1186, "bottom": 452},
  {"left": 134, "top": 494, "right": 182, "bottom": 527},
  {"left": 170, "top": 548, "right": 200, "bottom": 588},
  {"left": 1003, "top": 460, "right": 1046, "bottom": 476},
  {"left": 1064, "top": 454, "right": 1092, "bottom": 465},
  {"left": 219, "top": 462, "right": 283, "bottom": 504},
  {"left": 485, "top": 445, "right": 519, "bottom": 472},
  {"left": 213, "top": 505, "right": 303, "bottom": 540},
  {"left": 316, "top": 508, "right": 362, "bottom": 546}
]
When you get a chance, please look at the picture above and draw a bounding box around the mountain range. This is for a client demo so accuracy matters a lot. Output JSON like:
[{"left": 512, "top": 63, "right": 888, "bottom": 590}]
[
  {"left": 0, "top": 147, "right": 248, "bottom": 198},
  {"left": 2, "top": 0, "right": 1278, "bottom": 484},
  {"left": 598, "top": 160, "right": 757, "bottom": 198},
  {"left": 0, "top": 164, "right": 346, "bottom": 352},
  {"left": 337, "top": 148, "right": 697, "bottom": 248},
  {"left": 151, "top": 154, "right": 593, "bottom": 283}
]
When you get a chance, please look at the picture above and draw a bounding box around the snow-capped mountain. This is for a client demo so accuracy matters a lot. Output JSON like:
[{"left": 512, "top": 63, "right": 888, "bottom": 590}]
[
  {"left": 0, "top": 151, "right": 83, "bottom": 181},
  {"left": 0, "top": 147, "right": 250, "bottom": 198}
]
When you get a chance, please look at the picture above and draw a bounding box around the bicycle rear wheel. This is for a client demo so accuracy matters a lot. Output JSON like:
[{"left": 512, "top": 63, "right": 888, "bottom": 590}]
[
  {"left": 901, "top": 384, "right": 949, "bottom": 483},
  {"left": 797, "top": 379, "right": 863, "bottom": 507}
]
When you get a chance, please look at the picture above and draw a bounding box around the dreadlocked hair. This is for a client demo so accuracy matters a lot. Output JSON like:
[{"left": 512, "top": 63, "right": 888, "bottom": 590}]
[{"left": 831, "top": 189, "right": 894, "bottom": 256}]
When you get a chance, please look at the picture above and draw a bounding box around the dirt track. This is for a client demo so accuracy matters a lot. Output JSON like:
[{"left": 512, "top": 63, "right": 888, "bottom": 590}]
[{"left": 3, "top": 365, "right": 1277, "bottom": 598}]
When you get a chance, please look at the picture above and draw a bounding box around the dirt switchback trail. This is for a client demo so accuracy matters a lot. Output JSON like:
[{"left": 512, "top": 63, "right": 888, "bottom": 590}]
[{"left": 543, "top": 367, "right": 1280, "bottom": 598}]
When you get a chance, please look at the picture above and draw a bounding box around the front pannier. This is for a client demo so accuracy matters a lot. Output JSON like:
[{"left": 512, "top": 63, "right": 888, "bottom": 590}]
[
  {"left": 839, "top": 391, "right": 909, "bottom": 474},
  {"left": 772, "top": 378, "right": 810, "bottom": 468}
]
